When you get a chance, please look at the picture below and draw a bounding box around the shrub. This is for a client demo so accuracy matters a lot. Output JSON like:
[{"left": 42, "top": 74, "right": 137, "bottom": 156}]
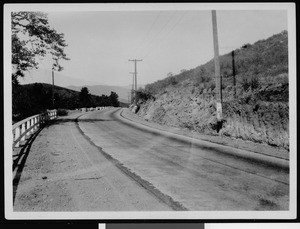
[
  {"left": 205, "top": 81, "right": 215, "bottom": 91},
  {"left": 241, "top": 76, "right": 251, "bottom": 91},
  {"left": 136, "top": 89, "right": 155, "bottom": 102},
  {"left": 170, "top": 76, "right": 178, "bottom": 85},
  {"left": 57, "top": 108, "right": 68, "bottom": 116},
  {"left": 275, "top": 73, "right": 289, "bottom": 85},
  {"left": 250, "top": 75, "right": 259, "bottom": 89}
]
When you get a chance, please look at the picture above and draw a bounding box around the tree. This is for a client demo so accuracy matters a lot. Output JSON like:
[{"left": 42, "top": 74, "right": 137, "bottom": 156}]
[
  {"left": 12, "top": 83, "right": 52, "bottom": 122},
  {"left": 11, "top": 11, "right": 69, "bottom": 84},
  {"left": 79, "top": 87, "right": 92, "bottom": 107},
  {"left": 109, "top": 91, "right": 119, "bottom": 107}
]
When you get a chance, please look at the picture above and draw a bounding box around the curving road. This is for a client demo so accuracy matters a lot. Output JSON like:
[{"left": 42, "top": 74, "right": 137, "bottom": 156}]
[
  {"left": 77, "top": 108, "right": 289, "bottom": 210},
  {"left": 13, "top": 107, "right": 289, "bottom": 211}
]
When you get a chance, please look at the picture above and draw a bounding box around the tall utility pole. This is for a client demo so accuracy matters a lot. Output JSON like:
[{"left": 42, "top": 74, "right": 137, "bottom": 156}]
[
  {"left": 129, "top": 72, "right": 135, "bottom": 104},
  {"left": 129, "top": 59, "right": 142, "bottom": 105},
  {"left": 231, "top": 50, "right": 236, "bottom": 99},
  {"left": 52, "top": 67, "right": 55, "bottom": 108},
  {"left": 211, "top": 10, "right": 222, "bottom": 121}
]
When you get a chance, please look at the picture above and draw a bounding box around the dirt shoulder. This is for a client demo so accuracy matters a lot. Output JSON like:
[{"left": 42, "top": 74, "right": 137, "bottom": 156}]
[
  {"left": 121, "top": 108, "right": 289, "bottom": 160},
  {"left": 13, "top": 111, "right": 171, "bottom": 211}
]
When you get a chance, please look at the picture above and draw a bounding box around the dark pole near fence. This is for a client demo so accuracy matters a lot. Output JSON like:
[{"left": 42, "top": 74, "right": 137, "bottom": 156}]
[
  {"left": 232, "top": 50, "right": 236, "bottom": 98},
  {"left": 52, "top": 68, "right": 55, "bottom": 108}
]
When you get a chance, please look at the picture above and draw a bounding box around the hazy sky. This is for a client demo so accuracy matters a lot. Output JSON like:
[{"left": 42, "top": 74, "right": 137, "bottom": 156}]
[{"left": 25, "top": 6, "right": 288, "bottom": 86}]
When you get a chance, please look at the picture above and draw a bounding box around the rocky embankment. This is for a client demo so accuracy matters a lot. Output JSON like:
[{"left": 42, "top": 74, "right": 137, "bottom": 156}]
[{"left": 137, "top": 79, "right": 289, "bottom": 151}]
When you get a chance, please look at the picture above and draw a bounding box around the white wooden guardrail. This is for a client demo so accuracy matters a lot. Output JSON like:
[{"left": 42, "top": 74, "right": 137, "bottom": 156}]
[
  {"left": 79, "top": 106, "right": 113, "bottom": 112},
  {"left": 12, "top": 110, "right": 57, "bottom": 148}
]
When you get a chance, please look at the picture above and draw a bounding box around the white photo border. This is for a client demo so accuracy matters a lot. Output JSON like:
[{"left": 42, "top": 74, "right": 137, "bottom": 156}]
[{"left": 4, "top": 2, "right": 297, "bottom": 220}]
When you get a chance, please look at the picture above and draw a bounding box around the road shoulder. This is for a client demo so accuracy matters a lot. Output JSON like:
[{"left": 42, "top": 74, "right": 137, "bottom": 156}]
[{"left": 120, "top": 108, "right": 289, "bottom": 160}]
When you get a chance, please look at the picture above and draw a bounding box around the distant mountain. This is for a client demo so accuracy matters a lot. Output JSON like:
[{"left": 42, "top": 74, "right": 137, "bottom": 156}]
[
  {"left": 18, "top": 69, "right": 135, "bottom": 103},
  {"left": 67, "top": 85, "right": 131, "bottom": 104}
]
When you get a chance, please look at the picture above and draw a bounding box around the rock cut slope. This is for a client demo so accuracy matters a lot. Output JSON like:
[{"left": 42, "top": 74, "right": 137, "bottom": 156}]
[{"left": 137, "top": 31, "right": 289, "bottom": 151}]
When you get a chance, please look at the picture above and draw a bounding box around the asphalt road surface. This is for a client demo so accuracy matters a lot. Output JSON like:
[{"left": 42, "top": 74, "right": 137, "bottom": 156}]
[{"left": 13, "top": 108, "right": 289, "bottom": 211}]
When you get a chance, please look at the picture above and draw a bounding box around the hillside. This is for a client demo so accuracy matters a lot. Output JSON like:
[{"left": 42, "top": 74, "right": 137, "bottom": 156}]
[
  {"left": 136, "top": 31, "right": 289, "bottom": 150},
  {"left": 12, "top": 83, "right": 125, "bottom": 122}
]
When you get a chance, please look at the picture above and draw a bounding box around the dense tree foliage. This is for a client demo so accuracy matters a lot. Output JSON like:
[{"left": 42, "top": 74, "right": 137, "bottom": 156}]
[
  {"left": 79, "top": 87, "right": 92, "bottom": 107},
  {"left": 11, "top": 11, "right": 69, "bottom": 84},
  {"left": 12, "top": 83, "right": 120, "bottom": 123},
  {"left": 109, "top": 91, "right": 120, "bottom": 107},
  {"left": 12, "top": 83, "right": 52, "bottom": 121},
  {"left": 11, "top": 11, "right": 72, "bottom": 122},
  {"left": 136, "top": 88, "right": 155, "bottom": 102}
]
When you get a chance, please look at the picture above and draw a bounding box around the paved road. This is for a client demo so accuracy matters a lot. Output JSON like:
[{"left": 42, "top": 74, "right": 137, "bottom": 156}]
[{"left": 13, "top": 108, "right": 289, "bottom": 211}]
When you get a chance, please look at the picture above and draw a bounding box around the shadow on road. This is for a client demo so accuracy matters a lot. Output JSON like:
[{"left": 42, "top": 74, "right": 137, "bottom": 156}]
[
  {"left": 12, "top": 126, "right": 45, "bottom": 204},
  {"left": 52, "top": 118, "right": 114, "bottom": 123}
]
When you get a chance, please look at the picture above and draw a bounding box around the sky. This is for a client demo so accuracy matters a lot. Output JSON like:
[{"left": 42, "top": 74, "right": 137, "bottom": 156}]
[{"left": 21, "top": 5, "right": 288, "bottom": 87}]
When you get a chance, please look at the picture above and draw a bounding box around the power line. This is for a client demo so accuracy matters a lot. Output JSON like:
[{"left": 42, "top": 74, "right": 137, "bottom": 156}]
[
  {"left": 133, "top": 11, "right": 162, "bottom": 57},
  {"left": 143, "top": 11, "right": 188, "bottom": 59},
  {"left": 136, "top": 12, "right": 177, "bottom": 58}
]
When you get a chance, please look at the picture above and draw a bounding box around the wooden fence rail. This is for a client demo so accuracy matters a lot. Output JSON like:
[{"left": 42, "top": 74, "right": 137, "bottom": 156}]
[{"left": 12, "top": 110, "right": 57, "bottom": 148}]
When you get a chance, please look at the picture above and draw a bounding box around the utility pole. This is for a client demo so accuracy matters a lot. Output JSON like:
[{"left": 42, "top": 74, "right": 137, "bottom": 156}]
[
  {"left": 52, "top": 67, "right": 55, "bottom": 108},
  {"left": 232, "top": 50, "right": 236, "bottom": 99},
  {"left": 211, "top": 10, "right": 222, "bottom": 121},
  {"left": 129, "top": 72, "right": 135, "bottom": 104},
  {"left": 129, "top": 59, "right": 142, "bottom": 105}
]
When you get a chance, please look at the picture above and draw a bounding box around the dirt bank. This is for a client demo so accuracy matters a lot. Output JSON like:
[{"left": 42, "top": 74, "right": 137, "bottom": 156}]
[{"left": 137, "top": 80, "right": 289, "bottom": 152}]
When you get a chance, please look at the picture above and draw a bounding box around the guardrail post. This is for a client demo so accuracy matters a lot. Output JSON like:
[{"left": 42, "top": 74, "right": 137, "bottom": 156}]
[
  {"left": 33, "top": 117, "right": 37, "bottom": 131},
  {"left": 30, "top": 118, "right": 34, "bottom": 134},
  {"left": 36, "top": 116, "right": 40, "bottom": 129},
  {"left": 20, "top": 123, "right": 26, "bottom": 143},
  {"left": 26, "top": 120, "right": 31, "bottom": 138},
  {"left": 14, "top": 127, "right": 20, "bottom": 147},
  {"left": 34, "top": 117, "right": 37, "bottom": 130}
]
